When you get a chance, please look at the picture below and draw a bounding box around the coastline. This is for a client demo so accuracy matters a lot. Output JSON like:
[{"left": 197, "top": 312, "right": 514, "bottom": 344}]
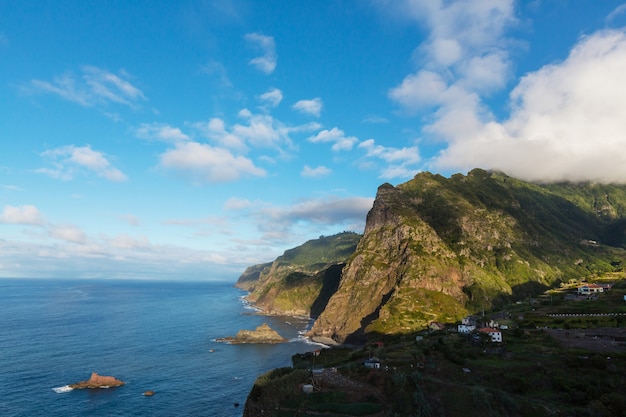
[{"left": 236, "top": 288, "right": 334, "bottom": 347}]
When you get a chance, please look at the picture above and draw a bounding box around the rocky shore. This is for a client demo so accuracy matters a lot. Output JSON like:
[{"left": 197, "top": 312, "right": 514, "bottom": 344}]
[{"left": 217, "top": 323, "right": 287, "bottom": 344}]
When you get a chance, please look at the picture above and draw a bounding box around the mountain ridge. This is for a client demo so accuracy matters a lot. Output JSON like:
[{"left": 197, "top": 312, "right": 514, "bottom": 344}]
[{"left": 237, "top": 169, "right": 626, "bottom": 343}]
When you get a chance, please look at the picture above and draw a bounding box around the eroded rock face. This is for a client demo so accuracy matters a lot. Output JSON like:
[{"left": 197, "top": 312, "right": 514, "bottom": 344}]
[
  {"left": 308, "top": 170, "right": 626, "bottom": 343},
  {"left": 218, "top": 323, "right": 287, "bottom": 344},
  {"left": 69, "top": 372, "right": 124, "bottom": 389},
  {"left": 234, "top": 232, "right": 361, "bottom": 317}
]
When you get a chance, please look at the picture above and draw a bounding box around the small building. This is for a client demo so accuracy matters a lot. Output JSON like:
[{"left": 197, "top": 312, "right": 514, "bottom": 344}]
[
  {"left": 458, "top": 324, "right": 476, "bottom": 334},
  {"left": 302, "top": 384, "right": 314, "bottom": 394},
  {"left": 364, "top": 358, "right": 381, "bottom": 369},
  {"left": 461, "top": 316, "right": 477, "bottom": 326},
  {"left": 429, "top": 322, "right": 446, "bottom": 332},
  {"left": 479, "top": 327, "right": 503, "bottom": 343},
  {"left": 578, "top": 284, "right": 604, "bottom": 295},
  {"left": 486, "top": 319, "right": 500, "bottom": 329}
]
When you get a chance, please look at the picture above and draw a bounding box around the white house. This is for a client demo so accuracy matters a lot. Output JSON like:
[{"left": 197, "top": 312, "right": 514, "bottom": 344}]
[
  {"left": 458, "top": 324, "right": 476, "bottom": 334},
  {"left": 577, "top": 284, "right": 604, "bottom": 295},
  {"left": 479, "top": 327, "right": 503, "bottom": 343},
  {"left": 364, "top": 358, "right": 381, "bottom": 369}
]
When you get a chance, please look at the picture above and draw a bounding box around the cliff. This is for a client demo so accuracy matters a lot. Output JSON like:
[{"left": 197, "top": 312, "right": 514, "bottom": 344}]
[
  {"left": 307, "top": 169, "right": 626, "bottom": 343},
  {"left": 235, "top": 232, "right": 361, "bottom": 317}
]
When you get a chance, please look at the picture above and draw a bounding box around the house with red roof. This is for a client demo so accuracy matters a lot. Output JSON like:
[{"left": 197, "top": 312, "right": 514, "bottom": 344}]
[{"left": 479, "top": 327, "right": 502, "bottom": 343}]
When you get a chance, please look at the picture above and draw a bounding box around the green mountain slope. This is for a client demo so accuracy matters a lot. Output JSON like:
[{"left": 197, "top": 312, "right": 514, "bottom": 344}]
[
  {"left": 308, "top": 169, "right": 626, "bottom": 343},
  {"left": 235, "top": 232, "right": 362, "bottom": 317}
]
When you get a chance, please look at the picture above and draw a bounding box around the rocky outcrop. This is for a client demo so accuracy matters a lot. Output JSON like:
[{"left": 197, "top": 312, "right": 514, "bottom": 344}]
[
  {"left": 218, "top": 323, "right": 287, "bottom": 344},
  {"left": 69, "top": 372, "right": 124, "bottom": 389}
]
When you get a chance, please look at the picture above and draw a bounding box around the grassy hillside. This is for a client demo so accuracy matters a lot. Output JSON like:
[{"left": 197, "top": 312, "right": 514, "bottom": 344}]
[
  {"left": 235, "top": 232, "right": 362, "bottom": 317},
  {"left": 245, "top": 275, "right": 626, "bottom": 417},
  {"left": 309, "top": 170, "right": 626, "bottom": 342}
]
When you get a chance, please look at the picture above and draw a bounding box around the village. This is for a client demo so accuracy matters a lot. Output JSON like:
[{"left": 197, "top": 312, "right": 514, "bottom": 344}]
[{"left": 247, "top": 275, "right": 626, "bottom": 416}]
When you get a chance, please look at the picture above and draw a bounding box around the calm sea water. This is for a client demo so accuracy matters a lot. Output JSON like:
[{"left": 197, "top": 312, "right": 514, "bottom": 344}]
[{"left": 0, "top": 278, "right": 319, "bottom": 417}]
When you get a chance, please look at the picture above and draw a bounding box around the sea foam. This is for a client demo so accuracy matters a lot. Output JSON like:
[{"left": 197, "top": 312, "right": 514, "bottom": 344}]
[{"left": 52, "top": 385, "right": 73, "bottom": 393}]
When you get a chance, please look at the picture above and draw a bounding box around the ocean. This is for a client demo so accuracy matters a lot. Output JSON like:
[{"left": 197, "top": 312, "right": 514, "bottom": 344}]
[{"left": 0, "top": 278, "right": 320, "bottom": 416}]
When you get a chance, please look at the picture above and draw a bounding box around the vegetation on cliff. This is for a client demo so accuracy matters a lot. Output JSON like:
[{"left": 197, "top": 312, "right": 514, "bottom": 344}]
[
  {"left": 235, "top": 232, "right": 362, "bottom": 317},
  {"left": 244, "top": 277, "right": 626, "bottom": 417},
  {"left": 308, "top": 169, "right": 626, "bottom": 343},
  {"left": 237, "top": 169, "right": 626, "bottom": 343}
]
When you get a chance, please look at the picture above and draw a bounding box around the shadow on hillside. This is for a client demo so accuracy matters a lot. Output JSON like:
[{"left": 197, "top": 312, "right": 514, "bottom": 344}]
[
  {"left": 488, "top": 280, "right": 551, "bottom": 311},
  {"left": 343, "top": 288, "right": 396, "bottom": 345},
  {"left": 309, "top": 263, "right": 344, "bottom": 318}
]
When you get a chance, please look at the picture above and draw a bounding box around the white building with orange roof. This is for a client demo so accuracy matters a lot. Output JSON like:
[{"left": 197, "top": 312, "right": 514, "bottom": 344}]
[{"left": 479, "top": 327, "right": 502, "bottom": 343}]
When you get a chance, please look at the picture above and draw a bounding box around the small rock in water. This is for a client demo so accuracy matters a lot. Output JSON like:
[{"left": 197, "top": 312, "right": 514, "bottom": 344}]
[
  {"left": 143, "top": 390, "right": 155, "bottom": 396},
  {"left": 69, "top": 372, "right": 124, "bottom": 389}
]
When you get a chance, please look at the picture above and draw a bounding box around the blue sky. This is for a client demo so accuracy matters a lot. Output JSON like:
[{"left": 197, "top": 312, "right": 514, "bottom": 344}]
[{"left": 2, "top": 1, "right": 626, "bottom": 280}]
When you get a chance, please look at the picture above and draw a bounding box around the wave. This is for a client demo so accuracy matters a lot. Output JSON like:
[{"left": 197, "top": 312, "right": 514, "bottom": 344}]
[
  {"left": 52, "top": 385, "right": 73, "bottom": 393},
  {"left": 239, "top": 295, "right": 261, "bottom": 312},
  {"left": 288, "top": 334, "right": 328, "bottom": 347}
]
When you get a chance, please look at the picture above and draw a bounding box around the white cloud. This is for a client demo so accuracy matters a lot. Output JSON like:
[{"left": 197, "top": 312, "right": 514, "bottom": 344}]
[
  {"left": 234, "top": 109, "right": 286, "bottom": 148},
  {"left": 301, "top": 165, "right": 332, "bottom": 178},
  {"left": 428, "top": 37, "right": 462, "bottom": 67},
  {"left": 607, "top": 4, "right": 626, "bottom": 22},
  {"left": 460, "top": 51, "right": 510, "bottom": 93},
  {"left": 48, "top": 224, "right": 87, "bottom": 244},
  {"left": 388, "top": 0, "right": 516, "bottom": 113},
  {"left": 196, "top": 118, "right": 248, "bottom": 152},
  {"left": 388, "top": 70, "right": 448, "bottom": 111},
  {"left": 196, "top": 109, "right": 317, "bottom": 155},
  {"left": 29, "top": 66, "right": 146, "bottom": 108},
  {"left": 0, "top": 229, "right": 246, "bottom": 280},
  {"left": 380, "top": 1, "right": 626, "bottom": 183},
  {"left": 83, "top": 66, "right": 145, "bottom": 104},
  {"left": 159, "top": 141, "right": 266, "bottom": 183},
  {"left": 308, "top": 127, "right": 358, "bottom": 151},
  {"left": 363, "top": 115, "right": 389, "bottom": 124},
  {"left": 202, "top": 60, "right": 233, "bottom": 88},
  {"left": 407, "top": 0, "right": 516, "bottom": 69},
  {"left": 1, "top": 184, "right": 22, "bottom": 191},
  {"left": 223, "top": 197, "right": 252, "bottom": 211},
  {"left": 119, "top": 214, "right": 141, "bottom": 227},
  {"left": 262, "top": 196, "right": 374, "bottom": 225},
  {"left": 39, "top": 145, "right": 127, "bottom": 182},
  {"left": 259, "top": 87, "right": 283, "bottom": 107},
  {"left": 109, "top": 234, "right": 151, "bottom": 250},
  {"left": 431, "top": 29, "right": 626, "bottom": 183},
  {"left": 358, "top": 139, "right": 421, "bottom": 179},
  {"left": 134, "top": 123, "right": 190, "bottom": 142},
  {"left": 293, "top": 98, "right": 323, "bottom": 117},
  {"left": 0, "top": 205, "right": 43, "bottom": 225},
  {"left": 245, "top": 32, "right": 277, "bottom": 74}
]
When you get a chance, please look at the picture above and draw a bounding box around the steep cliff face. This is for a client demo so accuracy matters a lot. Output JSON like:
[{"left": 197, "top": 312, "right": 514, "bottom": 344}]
[
  {"left": 309, "top": 170, "right": 626, "bottom": 343},
  {"left": 235, "top": 232, "right": 361, "bottom": 317}
]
